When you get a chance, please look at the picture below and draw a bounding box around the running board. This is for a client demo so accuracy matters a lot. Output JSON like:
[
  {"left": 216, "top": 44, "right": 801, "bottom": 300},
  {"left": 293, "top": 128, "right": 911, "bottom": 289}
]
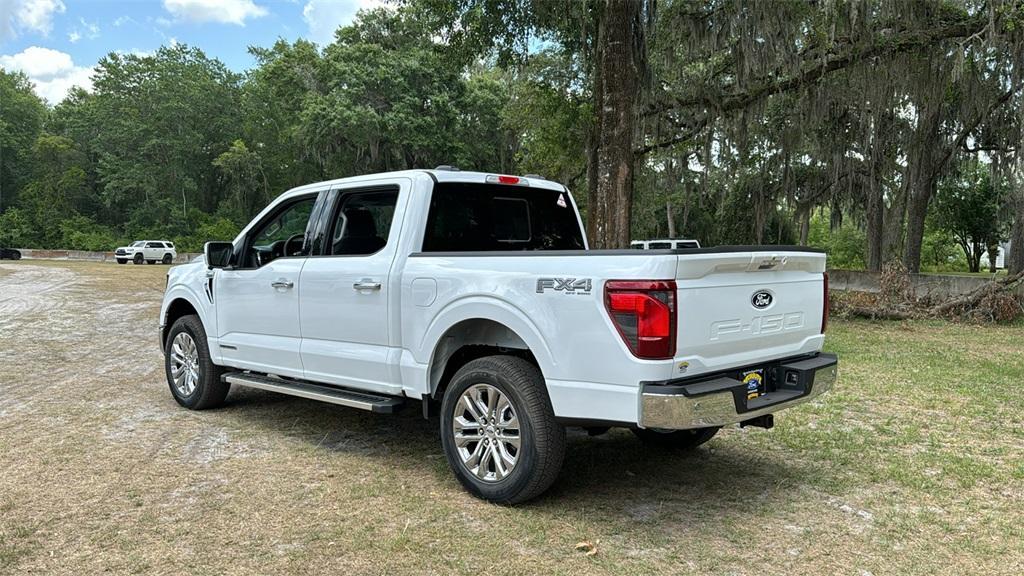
[{"left": 222, "top": 372, "right": 404, "bottom": 413}]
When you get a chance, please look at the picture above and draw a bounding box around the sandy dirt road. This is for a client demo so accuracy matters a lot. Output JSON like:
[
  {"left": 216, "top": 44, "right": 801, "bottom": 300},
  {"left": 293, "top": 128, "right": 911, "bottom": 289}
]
[{"left": 1, "top": 260, "right": 1021, "bottom": 575}]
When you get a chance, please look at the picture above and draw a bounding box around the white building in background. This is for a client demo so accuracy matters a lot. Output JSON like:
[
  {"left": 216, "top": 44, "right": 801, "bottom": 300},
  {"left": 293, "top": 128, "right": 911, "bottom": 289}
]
[{"left": 980, "top": 241, "right": 1012, "bottom": 269}]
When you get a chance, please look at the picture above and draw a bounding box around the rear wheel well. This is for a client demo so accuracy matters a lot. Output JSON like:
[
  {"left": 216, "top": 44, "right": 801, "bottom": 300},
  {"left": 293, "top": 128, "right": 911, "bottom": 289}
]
[
  {"left": 428, "top": 319, "right": 539, "bottom": 404},
  {"left": 163, "top": 299, "right": 199, "bottom": 349}
]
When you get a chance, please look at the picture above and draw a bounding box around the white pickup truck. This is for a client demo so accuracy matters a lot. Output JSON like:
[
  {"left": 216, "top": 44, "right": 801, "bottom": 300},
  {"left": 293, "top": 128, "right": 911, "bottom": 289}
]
[{"left": 159, "top": 169, "right": 837, "bottom": 503}]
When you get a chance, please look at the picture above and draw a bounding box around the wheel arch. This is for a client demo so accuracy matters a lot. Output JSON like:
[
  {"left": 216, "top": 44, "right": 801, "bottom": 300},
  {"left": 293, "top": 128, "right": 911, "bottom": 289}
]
[
  {"left": 424, "top": 310, "right": 554, "bottom": 404},
  {"left": 160, "top": 288, "right": 211, "bottom": 351}
]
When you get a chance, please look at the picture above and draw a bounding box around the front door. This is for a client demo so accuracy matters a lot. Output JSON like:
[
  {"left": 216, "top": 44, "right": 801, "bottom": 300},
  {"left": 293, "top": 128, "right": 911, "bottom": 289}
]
[
  {"left": 299, "top": 182, "right": 407, "bottom": 394},
  {"left": 215, "top": 192, "right": 324, "bottom": 377}
]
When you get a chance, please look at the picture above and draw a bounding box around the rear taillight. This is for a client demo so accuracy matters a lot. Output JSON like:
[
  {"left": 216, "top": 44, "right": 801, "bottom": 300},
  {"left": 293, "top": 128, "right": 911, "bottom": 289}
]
[
  {"left": 821, "top": 272, "right": 829, "bottom": 333},
  {"left": 605, "top": 280, "right": 677, "bottom": 359}
]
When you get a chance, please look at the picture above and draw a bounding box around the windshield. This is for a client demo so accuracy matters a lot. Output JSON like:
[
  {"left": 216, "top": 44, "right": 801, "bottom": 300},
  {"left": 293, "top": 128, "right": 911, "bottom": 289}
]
[{"left": 131, "top": 241, "right": 145, "bottom": 247}]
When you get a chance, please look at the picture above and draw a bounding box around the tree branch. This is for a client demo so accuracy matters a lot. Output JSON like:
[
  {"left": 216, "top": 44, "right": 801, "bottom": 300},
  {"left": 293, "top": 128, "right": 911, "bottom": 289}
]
[{"left": 670, "top": 14, "right": 988, "bottom": 113}]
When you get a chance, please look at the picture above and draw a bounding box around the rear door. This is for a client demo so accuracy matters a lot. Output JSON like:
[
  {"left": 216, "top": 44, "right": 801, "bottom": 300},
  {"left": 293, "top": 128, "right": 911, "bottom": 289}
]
[
  {"left": 674, "top": 250, "right": 827, "bottom": 376},
  {"left": 215, "top": 191, "right": 327, "bottom": 377},
  {"left": 298, "top": 179, "right": 410, "bottom": 394}
]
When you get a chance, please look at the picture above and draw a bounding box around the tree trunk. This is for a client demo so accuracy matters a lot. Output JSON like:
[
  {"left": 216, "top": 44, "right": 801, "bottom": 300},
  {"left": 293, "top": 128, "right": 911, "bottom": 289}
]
[
  {"left": 587, "top": 0, "right": 640, "bottom": 249},
  {"left": 901, "top": 100, "right": 943, "bottom": 274},
  {"left": 665, "top": 200, "right": 676, "bottom": 238},
  {"left": 903, "top": 176, "right": 937, "bottom": 274},
  {"left": 797, "top": 205, "right": 810, "bottom": 246},
  {"left": 1009, "top": 191, "right": 1024, "bottom": 274}
]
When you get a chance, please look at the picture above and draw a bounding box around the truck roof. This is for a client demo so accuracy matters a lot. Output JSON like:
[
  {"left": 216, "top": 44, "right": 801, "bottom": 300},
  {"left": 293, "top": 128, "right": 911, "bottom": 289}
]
[{"left": 281, "top": 169, "right": 568, "bottom": 199}]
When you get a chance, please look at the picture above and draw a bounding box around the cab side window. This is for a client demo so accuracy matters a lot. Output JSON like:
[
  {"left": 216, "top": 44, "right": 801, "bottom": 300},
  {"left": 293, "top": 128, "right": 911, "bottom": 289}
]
[
  {"left": 243, "top": 195, "right": 318, "bottom": 268},
  {"left": 327, "top": 189, "right": 398, "bottom": 256},
  {"left": 147, "top": 242, "right": 163, "bottom": 249}
]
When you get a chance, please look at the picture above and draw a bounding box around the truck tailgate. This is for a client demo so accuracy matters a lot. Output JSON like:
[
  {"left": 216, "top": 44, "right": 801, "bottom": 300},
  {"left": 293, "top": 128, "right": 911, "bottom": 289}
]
[{"left": 674, "top": 250, "right": 827, "bottom": 376}]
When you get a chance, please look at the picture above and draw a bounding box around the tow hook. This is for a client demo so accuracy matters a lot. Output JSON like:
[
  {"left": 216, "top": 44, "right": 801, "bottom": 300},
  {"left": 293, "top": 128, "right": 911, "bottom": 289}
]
[{"left": 740, "top": 414, "right": 774, "bottom": 429}]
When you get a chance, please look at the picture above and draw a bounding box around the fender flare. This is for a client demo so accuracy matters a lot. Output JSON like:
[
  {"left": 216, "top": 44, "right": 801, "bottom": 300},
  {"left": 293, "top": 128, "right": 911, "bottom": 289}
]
[{"left": 161, "top": 284, "right": 213, "bottom": 336}]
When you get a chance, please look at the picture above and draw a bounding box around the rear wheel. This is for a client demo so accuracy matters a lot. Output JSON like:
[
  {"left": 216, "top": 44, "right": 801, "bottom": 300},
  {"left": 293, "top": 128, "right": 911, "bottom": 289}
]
[
  {"left": 440, "top": 355, "right": 565, "bottom": 504},
  {"left": 165, "top": 315, "right": 229, "bottom": 410},
  {"left": 162, "top": 253, "right": 172, "bottom": 264},
  {"left": 133, "top": 253, "right": 143, "bottom": 264},
  {"left": 632, "top": 426, "right": 720, "bottom": 449}
]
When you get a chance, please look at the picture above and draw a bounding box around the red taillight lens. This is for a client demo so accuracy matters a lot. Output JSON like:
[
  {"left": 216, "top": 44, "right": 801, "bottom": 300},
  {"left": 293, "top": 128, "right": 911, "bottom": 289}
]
[
  {"left": 605, "top": 280, "right": 677, "bottom": 359},
  {"left": 821, "top": 272, "right": 829, "bottom": 333}
]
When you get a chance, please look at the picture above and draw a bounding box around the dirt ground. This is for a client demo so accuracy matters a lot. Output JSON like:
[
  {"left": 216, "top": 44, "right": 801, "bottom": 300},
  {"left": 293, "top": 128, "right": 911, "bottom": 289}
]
[{"left": 1, "top": 260, "right": 1021, "bottom": 575}]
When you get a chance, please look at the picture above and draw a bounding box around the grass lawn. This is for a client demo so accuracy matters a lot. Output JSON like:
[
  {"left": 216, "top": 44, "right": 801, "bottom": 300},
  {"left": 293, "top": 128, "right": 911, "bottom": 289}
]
[{"left": 1, "top": 260, "right": 1022, "bottom": 575}]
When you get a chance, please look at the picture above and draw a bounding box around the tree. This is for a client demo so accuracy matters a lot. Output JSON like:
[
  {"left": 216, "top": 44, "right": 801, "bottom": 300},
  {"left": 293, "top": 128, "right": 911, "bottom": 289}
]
[
  {"left": 0, "top": 69, "right": 47, "bottom": 212},
  {"left": 213, "top": 139, "right": 270, "bottom": 223},
  {"left": 935, "top": 164, "right": 1009, "bottom": 273}
]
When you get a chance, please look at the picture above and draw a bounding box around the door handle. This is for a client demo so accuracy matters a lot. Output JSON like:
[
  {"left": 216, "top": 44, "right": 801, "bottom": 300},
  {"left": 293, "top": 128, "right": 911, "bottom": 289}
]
[
  {"left": 353, "top": 280, "right": 382, "bottom": 291},
  {"left": 271, "top": 279, "right": 294, "bottom": 289}
]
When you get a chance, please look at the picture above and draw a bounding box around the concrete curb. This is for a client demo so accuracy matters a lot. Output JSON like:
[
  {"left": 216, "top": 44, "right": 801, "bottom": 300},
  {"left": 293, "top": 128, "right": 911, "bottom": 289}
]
[
  {"left": 829, "top": 268, "right": 1023, "bottom": 298},
  {"left": 13, "top": 248, "right": 201, "bottom": 264}
]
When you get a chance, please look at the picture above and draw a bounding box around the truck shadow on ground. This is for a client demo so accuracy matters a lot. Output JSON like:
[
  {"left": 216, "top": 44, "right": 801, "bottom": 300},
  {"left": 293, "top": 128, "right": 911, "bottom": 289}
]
[{"left": 218, "top": 386, "right": 828, "bottom": 517}]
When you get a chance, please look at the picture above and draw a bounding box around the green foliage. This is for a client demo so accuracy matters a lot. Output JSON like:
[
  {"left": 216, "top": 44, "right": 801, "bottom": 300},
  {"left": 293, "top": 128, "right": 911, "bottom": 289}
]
[
  {"left": 0, "top": 208, "right": 32, "bottom": 247},
  {"left": 0, "top": 69, "right": 47, "bottom": 211},
  {"left": 934, "top": 163, "right": 1010, "bottom": 272},
  {"left": 59, "top": 215, "right": 117, "bottom": 252},
  {"left": 807, "top": 211, "right": 866, "bottom": 269}
]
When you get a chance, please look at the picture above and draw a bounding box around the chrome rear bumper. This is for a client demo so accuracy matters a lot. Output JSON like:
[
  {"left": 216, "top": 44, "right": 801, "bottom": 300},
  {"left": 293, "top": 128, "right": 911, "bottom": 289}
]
[{"left": 640, "top": 353, "right": 837, "bottom": 430}]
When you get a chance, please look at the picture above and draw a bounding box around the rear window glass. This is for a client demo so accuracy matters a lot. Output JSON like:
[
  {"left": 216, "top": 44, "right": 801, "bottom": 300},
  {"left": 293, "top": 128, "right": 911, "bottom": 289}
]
[
  {"left": 648, "top": 242, "right": 672, "bottom": 249},
  {"left": 422, "top": 183, "right": 585, "bottom": 252}
]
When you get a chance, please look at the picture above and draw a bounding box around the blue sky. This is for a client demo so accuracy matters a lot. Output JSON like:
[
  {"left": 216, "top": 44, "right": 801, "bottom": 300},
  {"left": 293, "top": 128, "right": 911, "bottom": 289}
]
[{"left": 0, "top": 0, "right": 384, "bottom": 104}]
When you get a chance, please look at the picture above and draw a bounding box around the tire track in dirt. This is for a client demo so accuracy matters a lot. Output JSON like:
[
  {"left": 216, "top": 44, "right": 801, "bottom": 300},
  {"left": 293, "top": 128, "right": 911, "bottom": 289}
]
[{"left": 0, "top": 264, "right": 79, "bottom": 328}]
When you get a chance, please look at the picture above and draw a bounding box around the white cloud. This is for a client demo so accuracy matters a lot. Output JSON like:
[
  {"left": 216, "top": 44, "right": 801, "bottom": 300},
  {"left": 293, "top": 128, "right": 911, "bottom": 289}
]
[
  {"left": 67, "top": 17, "right": 99, "bottom": 43},
  {"left": 302, "top": 0, "right": 387, "bottom": 45},
  {"left": 0, "top": 46, "right": 92, "bottom": 104},
  {"left": 1, "top": 0, "right": 66, "bottom": 41},
  {"left": 162, "top": 0, "right": 268, "bottom": 26}
]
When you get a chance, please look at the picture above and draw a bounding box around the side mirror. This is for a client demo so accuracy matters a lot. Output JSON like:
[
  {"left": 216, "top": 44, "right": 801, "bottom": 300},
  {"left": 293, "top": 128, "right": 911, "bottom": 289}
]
[{"left": 204, "top": 241, "right": 234, "bottom": 269}]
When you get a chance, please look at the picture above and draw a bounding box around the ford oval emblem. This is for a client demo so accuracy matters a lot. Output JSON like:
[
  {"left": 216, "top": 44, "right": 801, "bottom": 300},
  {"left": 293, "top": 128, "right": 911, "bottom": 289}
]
[{"left": 751, "top": 290, "right": 773, "bottom": 309}]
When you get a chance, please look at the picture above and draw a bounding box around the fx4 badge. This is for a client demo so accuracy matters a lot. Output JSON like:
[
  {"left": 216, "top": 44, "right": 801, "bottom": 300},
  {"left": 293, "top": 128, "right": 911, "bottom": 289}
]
[{"left": 536, "top": 278, "right": 592, "bottom": 295}]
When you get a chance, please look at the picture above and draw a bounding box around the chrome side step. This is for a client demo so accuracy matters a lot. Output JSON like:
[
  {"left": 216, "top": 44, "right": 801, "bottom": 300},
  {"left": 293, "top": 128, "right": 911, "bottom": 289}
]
[{"left": 222, "top": 372, "right": 404, "bottom": 413}]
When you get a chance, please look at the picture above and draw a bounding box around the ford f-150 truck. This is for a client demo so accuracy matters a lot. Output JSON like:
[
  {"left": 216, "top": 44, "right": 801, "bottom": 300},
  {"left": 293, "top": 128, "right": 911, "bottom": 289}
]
[{"left": 159, "top": 168, "right": 837, "bottom": 504}]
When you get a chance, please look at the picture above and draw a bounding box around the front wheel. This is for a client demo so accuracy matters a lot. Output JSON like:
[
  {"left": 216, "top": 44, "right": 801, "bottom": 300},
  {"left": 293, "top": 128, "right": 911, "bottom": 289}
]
[
  {"left": 440, "top": 356, "right": 565, "bottom": 504},
  {"left": 632, "top": 426, "right": 720, "bottom": 449},
  {"left": 133, "top": 253, "right": 143, "bottom": 264},
  {"left": 164, "top": 315, "right": 229, "bottom": 410}
]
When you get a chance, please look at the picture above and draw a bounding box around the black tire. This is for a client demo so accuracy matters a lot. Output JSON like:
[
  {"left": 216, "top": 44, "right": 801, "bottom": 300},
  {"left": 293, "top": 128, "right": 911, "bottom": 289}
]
[
  {"left": 133, "top": 253, "right": 143, "bottom": 264},
  {"left": 164, "top": 314, "right": 229, "bottom": 410},
  {"left": 632, "top": 426, "right": 720, "bottom": 449},
  {"left": 11, "top": 251, "right": 20, "bottom": 260},
  {"left": 440, "top": 355, "right": 565, "bottom": 504},
  {"left": 116, "top": 259, "right": 127, "bottom": 264},
  {"left": 162, "top": 253, "right": 172, "bottom": 264}
]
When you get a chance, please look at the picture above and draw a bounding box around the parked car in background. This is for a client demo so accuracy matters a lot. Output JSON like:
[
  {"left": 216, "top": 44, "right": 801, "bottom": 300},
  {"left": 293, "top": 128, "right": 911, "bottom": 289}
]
[
  {"left": 0, "top": 247, "right": 22, "bottom": 260},
  {"left": 631, "top": 238, "right": 701, "bottom": 250},
  {"left": 115, "top": 240, "right": 176, "bottom": 264}
]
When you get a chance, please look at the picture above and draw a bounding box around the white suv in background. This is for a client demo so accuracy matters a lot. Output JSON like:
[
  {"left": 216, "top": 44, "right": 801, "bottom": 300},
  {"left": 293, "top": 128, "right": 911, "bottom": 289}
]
[{"left": 114, "top": 240, "right": 176, "bottom": 265}]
